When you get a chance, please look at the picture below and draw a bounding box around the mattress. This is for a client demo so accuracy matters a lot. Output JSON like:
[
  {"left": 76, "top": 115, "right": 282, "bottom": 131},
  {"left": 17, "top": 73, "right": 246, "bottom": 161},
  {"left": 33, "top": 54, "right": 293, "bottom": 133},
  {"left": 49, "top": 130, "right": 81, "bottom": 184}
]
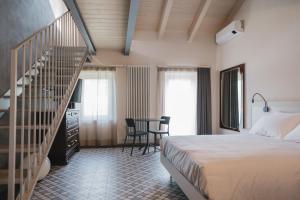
[{"left": 161, "top": 134, "right": 300, "bottom": 200}]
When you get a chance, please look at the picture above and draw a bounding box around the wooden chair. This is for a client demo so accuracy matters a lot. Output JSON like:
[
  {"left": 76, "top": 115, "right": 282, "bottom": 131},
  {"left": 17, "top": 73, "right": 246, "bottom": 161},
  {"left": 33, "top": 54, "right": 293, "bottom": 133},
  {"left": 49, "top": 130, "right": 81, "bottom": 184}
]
[
  {"left": 149, "top": 116, "right": 170, "bottom": 152},
  {"left": 122, "top": 118, "right": 148, "bottom": 155}
]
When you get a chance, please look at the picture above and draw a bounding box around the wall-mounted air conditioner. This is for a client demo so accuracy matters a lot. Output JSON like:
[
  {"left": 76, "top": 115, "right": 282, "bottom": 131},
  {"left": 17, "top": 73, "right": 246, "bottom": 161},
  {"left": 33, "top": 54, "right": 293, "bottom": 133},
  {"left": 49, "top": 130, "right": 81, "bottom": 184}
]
[{"left": 216, "top": 20, "right": 244, "bottom": 45}]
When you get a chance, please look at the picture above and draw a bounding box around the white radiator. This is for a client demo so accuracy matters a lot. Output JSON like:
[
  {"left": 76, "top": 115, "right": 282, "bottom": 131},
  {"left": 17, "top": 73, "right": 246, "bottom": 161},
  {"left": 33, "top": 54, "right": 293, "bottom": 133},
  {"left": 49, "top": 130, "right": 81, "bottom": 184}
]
[{"left": 126, "top": 66, "right": 150, "bottom": 131}]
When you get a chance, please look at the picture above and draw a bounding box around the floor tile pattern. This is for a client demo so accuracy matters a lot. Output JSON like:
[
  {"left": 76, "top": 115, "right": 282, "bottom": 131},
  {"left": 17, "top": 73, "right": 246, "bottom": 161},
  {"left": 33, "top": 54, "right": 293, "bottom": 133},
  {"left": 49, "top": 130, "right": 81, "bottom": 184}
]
[{"left": 32, "top": 148, "right": 188, "bottom": 200}]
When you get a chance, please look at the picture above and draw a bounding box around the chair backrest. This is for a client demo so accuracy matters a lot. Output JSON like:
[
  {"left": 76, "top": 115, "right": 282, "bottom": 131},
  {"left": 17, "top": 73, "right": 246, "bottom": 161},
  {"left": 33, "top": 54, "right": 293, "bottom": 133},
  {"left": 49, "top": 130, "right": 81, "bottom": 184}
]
[
  {"left": 125, "top": 118, "right": 135, "bottom": 127},
  {"left": 160, "top": 116, "right": 170, "bottom": 125},
  {"left": 125, "top": 118, "right": 136, "bottom": 133},
  {"left": 160, "top": 116, "right": 170, "bottom": 131}
]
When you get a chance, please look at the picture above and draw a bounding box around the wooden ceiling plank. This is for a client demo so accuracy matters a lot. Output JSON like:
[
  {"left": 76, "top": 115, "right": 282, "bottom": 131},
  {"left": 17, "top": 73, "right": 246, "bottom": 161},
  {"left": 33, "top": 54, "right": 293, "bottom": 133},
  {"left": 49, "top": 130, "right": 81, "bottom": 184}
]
[
  {"left": 63, "top": 0, "right": 96, "bottom": 53},
  {"left": 124, "top": 0, "right": 139, "bottom": 55},
  {"left": 188, "top": 0, "right": 212, "bottom": 43},
  {"left": 158, "top": 0, "right": 174, "bottom": 39},
  {"left": 223, "top": 0, "right": 246, "bottom": 27}
]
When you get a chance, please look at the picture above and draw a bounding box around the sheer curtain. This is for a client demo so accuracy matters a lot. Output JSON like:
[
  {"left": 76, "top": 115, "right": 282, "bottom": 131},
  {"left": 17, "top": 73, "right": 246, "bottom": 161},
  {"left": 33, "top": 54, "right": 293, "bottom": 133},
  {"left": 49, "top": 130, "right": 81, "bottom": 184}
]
[
  {"left": 79, "top": 68, "right": 117, "bottom": 146},
  {"left": 158, "top": 69, "right": 198, "bottom": 136}
]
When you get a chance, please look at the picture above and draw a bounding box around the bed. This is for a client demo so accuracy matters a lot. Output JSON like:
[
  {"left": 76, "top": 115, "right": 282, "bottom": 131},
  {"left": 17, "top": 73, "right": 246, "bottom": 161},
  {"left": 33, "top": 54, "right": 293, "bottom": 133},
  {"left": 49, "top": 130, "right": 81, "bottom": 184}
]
[{"left": 160, "top": 101, "right": 300, "bottom": 200}]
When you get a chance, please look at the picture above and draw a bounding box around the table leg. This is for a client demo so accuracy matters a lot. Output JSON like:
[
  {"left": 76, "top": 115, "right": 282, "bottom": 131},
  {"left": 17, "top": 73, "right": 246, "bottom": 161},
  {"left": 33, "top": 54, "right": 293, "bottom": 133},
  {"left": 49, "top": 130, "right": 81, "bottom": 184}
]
[
  {"left": 143, "top": 121, "right": 150, "bottom": 155},
  {"left": 139, "top": 142, "right": 144, "bottom": 150}
]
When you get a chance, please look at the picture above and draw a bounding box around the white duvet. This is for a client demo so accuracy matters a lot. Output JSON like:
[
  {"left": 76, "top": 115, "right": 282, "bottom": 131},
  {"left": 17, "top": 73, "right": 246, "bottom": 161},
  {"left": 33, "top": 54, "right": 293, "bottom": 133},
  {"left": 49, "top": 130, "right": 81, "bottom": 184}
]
[{"left": 161, "top": 134, "right": 300, "bottom": 200}]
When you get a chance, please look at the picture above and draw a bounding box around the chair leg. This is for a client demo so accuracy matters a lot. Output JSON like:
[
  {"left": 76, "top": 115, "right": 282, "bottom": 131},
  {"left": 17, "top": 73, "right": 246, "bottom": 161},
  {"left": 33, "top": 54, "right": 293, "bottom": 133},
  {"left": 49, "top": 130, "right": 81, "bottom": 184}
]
[
  {"left": 159, "top": 134, "right": 162, "bottom": 150},
  {"left": 138, "top": 136, "right": 144, "bottom": 150},
  {"left": 122, "top": 136, "right": 128, "bottom": 152},
  {"left": 131, "top": 136, "right": 136, "bottom": 156},
  {"left": 143, "top": 133, "right": 149, "bottom": 155},
  {"left": 154, "top": 134, "right": 157, "bottom": 152},
  {"left": 139, "top": 136, "right": 141, "bottom": 146},
  {"left": 147, "top": 134, "right": 149, "bottom": 153}
]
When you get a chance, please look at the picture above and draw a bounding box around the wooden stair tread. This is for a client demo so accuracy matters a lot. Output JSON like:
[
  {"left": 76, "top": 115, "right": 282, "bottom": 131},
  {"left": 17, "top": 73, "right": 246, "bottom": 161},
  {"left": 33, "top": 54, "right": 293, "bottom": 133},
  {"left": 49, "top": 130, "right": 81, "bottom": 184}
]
[
  {"left": 0, "top": 125, "right": 48, "bottom": 129},
  {"left": 20, "top": 84, "right": 69, "bottom": 87},
  {"left": 17, "top": 96, "right": 61, "bottom": 99},
  {"left": 25, "top": 84, "right": 69, "bottom": 86},
  {"left": 15, "top": 109, "right": 56, "bottom": 112},
  {"left": 0, "top": 144, "right": 39, "bottom": 153},
  {"left": 0, "top": 169, "right": 24, "bottom": 184},
  {"left": 0, "top": 168, "right": 33, "bottom": 185}
]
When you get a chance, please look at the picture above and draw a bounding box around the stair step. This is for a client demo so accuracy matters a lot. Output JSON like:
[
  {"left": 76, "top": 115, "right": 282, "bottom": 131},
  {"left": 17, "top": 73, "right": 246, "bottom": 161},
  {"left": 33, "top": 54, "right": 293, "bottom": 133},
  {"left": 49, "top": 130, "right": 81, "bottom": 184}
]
[
  {"left": 2, "top": 96, "right": 61, "bottom": 101},
  {"left": 2, "top": 95, "right": 45, "bottom": 99},
  {"left": 26, "top": 84, "right": 69, "bottom": 87},
  {"left": 0, "top": 125, "right": 48, "bottom": 130},
  {"left": 32, "top": 62, "right": 44, "bottom": 69},
  {"left": 42, "top": 68, "right": 77, "bottom": 71},
  {"left": 0, "top": 169, "right": 26, "bottom": 184},
  {"left": 19, "top": 83, "right": 69, "bottom": 87},
  {"left": 0, "top": 144, "right": 39, "bottom": 154},
  {"left": 13, "top": 109, "right": 57, "bottom": 113},
  {"left": 25, "top": 74, "right": 73, "bottom": 78},
  {"left": 0, "top": 112, "right": 55, "bottom": 126},
  {"left": 17, "top": 96, "right": 61, "bottom": 99},
  {"left": 26, "top": 75, "right": 73, "bottom": 80}
]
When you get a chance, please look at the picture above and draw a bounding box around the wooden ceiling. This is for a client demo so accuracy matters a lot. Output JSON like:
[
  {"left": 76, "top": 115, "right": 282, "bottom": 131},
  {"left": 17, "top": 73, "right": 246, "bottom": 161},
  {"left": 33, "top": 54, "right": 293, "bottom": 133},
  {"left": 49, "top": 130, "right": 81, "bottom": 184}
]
[
  {"left": 76, "top": 0, "right": 242, "bottom": 51},
  {"left": 76, "top": 0, "right": 130, "bottom": 50}
]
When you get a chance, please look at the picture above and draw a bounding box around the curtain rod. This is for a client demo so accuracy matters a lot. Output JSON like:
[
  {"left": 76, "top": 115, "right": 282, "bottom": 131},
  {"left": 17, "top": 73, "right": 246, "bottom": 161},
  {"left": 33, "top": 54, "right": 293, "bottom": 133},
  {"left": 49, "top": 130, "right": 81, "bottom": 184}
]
[
  {"left": 157, "top": 65, "right": 211, "bottom": 71},
  {"left": 157, "top": 65, "right": 211, "bottom": 68},
  {"left": 81, "top": 66, "right": 116, "bottom": 71},
  {"left": 82, "top": 64, "right": 211, "bottom": 69},
  {"left": 82, "top": 64, "right": 150, "bottom": 69}
]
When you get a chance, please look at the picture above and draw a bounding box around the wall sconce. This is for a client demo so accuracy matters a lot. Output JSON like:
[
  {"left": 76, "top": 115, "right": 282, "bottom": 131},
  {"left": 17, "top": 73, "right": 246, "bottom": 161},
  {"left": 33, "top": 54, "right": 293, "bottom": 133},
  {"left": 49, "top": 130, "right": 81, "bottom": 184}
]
[{"left": 251, "top": 93, "right": 269, "bottom": 112}]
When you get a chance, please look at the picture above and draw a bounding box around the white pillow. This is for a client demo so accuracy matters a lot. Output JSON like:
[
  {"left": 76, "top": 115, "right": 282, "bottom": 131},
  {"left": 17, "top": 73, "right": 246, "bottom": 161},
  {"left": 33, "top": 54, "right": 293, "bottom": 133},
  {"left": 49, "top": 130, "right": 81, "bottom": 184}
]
[
  {"left": 249, "top": 113, "right": 300, "bottom": 138},
  {"left": 284, "top": 125, "right": 300, "bottom": 141}
]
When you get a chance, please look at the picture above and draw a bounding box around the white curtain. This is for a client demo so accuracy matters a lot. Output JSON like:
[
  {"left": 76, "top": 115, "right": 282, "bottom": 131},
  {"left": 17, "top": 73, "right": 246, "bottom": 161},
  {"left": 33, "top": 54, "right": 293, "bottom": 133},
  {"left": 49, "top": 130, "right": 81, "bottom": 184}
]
[
  {"left": 79, "top": 69, "right": 117, "bottom": 146},
  {"left": 158, "top": 69, "right": 197, "bottom": 136}
]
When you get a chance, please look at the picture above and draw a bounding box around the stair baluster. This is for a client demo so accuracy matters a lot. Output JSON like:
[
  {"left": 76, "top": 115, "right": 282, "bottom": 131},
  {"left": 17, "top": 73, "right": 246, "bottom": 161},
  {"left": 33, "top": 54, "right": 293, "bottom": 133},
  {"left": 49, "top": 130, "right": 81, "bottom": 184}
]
[{"left": 0, "top": 12, "right": 88, "bottom": 200}]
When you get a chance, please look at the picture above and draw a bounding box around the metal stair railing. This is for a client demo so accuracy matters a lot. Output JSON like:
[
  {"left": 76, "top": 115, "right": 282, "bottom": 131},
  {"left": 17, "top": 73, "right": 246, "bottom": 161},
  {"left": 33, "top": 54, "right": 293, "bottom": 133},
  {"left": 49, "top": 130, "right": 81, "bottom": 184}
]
[{"left": 6, "top": 11, "right": 88, "bottom": 200}]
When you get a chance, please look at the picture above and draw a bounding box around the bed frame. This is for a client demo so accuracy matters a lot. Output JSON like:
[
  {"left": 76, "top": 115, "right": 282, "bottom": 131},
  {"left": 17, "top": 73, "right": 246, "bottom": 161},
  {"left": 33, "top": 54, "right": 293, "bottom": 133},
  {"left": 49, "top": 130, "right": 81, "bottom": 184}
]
[
  {"left": 161, "top": 101, "right": 300, "bottom": 200},
  {"left": 160, "top": 154, "right": 207, "bottom": 200}
]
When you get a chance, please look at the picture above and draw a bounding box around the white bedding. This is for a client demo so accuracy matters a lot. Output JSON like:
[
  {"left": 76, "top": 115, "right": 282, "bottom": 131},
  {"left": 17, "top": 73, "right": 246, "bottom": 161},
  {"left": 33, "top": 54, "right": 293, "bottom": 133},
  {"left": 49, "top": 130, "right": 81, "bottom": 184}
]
[{"left": 161, "top": 134, "right": 300, "bottom": 200}]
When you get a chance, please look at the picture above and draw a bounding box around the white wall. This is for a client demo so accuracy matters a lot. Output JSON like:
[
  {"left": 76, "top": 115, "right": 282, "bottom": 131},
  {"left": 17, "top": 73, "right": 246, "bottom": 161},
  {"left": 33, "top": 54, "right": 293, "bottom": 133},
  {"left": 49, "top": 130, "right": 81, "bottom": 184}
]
[
  {"left": 49, "top": 0, "right": 68, "bottom": 18},
  {"left": 93, "top": 31, "right": 219, "bottom": 137},
  {"left": 217, "top": 0, "right": 300, "bottom": 133}
]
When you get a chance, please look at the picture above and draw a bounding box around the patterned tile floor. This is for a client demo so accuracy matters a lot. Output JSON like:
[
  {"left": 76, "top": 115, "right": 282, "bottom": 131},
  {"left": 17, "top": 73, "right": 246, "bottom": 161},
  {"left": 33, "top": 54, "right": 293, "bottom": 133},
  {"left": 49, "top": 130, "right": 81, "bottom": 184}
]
[{"left": 32, "top": 148, "right": 188, "bottom": 200}]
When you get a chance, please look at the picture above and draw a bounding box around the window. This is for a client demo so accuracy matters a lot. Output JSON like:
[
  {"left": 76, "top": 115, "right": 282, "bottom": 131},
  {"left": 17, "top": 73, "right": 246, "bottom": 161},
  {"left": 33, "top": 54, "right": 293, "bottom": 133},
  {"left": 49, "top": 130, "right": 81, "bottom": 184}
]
[
  {"left": 160, "top": 70, "right": 197, "bottom": 136},
  {"left": 79, "top": 69, "right": 117, "bottom": 146},
  {"left": 81, "top": 70, "right": 116, "bottom": 121},
  {"left": 83, "top": 79, "right": 109, "bottom": 117}
]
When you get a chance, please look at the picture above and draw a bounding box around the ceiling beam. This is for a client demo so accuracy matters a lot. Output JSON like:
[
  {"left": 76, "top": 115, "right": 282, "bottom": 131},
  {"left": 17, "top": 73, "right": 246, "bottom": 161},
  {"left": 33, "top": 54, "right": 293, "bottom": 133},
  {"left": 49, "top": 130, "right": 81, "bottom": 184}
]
[
  {"left": 158, "top": 0, "right": 174, "bottom": 39},
  {"left": 188, "top": 0, "right": 212, "bottom": 43},
  {"left": 124, "top": 0, "right": 139, "bottom": 56},
  {"left": 223, "top": 0, "right": 246, "bottom": 27},
  {"left": 63, "top": 0, "right": 96, "bottom": 54}
]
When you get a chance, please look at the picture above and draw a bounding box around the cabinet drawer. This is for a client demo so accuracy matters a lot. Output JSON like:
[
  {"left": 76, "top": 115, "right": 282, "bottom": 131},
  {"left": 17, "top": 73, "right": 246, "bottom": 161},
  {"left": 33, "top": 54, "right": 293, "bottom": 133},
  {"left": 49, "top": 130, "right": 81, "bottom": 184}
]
[
  {"left": 66, "top": 110, "right": 79, "bottom": 118},
  {"left": 67, "top": 137, "right": 79, "bottom": 150},
  {"left": 67, "top": 127, "right": 79, "bottom": 139},
  {"left": 66, "top": 122, "right": 79, "bottom": 131}
]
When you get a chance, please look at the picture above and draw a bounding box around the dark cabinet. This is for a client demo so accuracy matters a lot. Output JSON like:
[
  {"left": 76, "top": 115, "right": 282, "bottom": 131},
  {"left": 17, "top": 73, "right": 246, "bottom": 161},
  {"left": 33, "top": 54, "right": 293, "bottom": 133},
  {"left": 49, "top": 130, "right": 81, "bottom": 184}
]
[{"left": 48, "top": 109, "right": 80, "bottom": 165}]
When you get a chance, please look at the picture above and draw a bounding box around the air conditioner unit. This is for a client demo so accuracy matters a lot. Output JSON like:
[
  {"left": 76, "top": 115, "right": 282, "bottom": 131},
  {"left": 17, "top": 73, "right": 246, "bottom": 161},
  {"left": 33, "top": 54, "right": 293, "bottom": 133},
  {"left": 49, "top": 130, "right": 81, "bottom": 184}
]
[{"left": 216, "top": 20, "right": 244, "bottom": 45}]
